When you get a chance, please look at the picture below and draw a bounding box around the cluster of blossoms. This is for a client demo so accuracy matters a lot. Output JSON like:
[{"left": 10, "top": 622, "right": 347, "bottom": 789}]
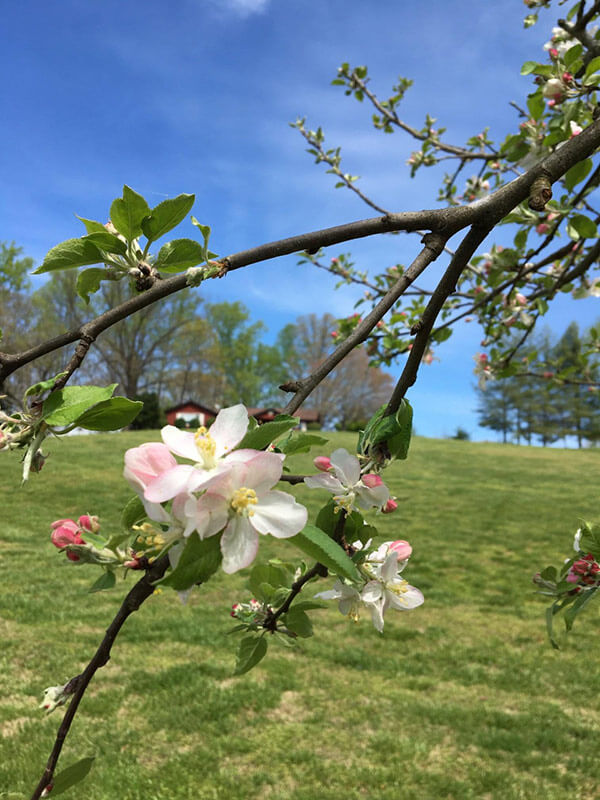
[
  {"left": 502, "top": 291, "right": 532, "bottom": 328},
  {"left": 460, "top": 175, "right": 490, "bottom": 203},
  {"left": 566, "top": 554, "right": 600, "bottom": 590},
  {"left": 315, "top": 540, "right": 424, "bottom": 632},
  {"left": 123, "top": 404, "right": 308, "bottom": 575},
  {"left": 306, "top": 448, "right": 395, "bottom": 514},
  {"left": 230, "top": 598, "right": 273, "bottom": 624},
  {"left": 473, "top": 352, "right": 494, "bottom": 389}
]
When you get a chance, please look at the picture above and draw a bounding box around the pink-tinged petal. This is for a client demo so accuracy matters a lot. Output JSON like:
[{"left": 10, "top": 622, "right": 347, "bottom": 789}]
[
  {"left": 244, "top": 452, "right": 284, "bottom": 494},
  {"left": 356, "top": 481, "right": 389, "bottom": 510},
  {"left": 304, "top": 474, "right": 345, "bottom": 493},
  {"left": 330, "top": 448, "right": 360, "bottom": 486},
  {"left": 186, "top": 493, "right": 229, "bottom": 539},
  {"left": 124, "top": 443, "right": 177, "bottom": 491},
  {"left": 51, "top": 519, "right": 78, "bottom": 534},
  {"left": 142, "top": 498, "right": 171, "bottom": 524},
  {"left": 361, "top": 473, "right": 383, "bottom": 489},
  {"left": 210, "top": 404, "right": 249, "bottom": 457},
  {"left": 144, "top": 464, "right": 198, "bottom": 503},
  {"left": 160, "top": 425, "right": 200, "bottom": 461},
  {"left": 386, "top": 584, "right": 424, "bottom": 610},
  {"left": 224, "top": 448, "right": 267, "bottom": 465},
  {"left": 251, "top": 491, "right": 307, "bottom": 538},
  {"left": 221, "top": 516, "right": 259, "bottom": 574}
]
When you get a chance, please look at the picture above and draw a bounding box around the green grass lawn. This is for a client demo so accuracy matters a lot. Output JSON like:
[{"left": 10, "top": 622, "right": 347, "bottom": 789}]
[{"left": 2, "top": 431, "right": 600, "bottom": 799}]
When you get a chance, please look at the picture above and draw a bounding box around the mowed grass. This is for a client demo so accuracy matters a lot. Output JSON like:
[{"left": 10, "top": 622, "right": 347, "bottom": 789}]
[{"left": 1, "top": 431, "right": 600, "bottom": 799}]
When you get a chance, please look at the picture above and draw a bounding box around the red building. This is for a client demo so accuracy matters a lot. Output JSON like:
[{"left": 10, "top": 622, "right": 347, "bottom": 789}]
[{"left": 164, "top": 401, "right": 217, "bottom": 427}]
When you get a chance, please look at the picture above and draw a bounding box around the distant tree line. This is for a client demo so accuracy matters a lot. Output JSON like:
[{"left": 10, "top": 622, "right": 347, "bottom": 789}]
[
  {"left": 477, "top": 322, "right": 600, "bottom": 447},
  {"left": 1, "top": 245, "right": 393, "bottom": 428}
]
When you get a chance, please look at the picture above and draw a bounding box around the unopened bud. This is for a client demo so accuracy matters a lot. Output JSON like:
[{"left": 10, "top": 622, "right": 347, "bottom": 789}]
[
  {"left": 382, "top": 498, "right": 398, "bottom": 514},
  {"left": 314, "top": 456, "right": 333, "bottom": 472},
  {"left": 389, "top": 539, "right": 412, "bottom": 559},
  {"left": 362, "top": 473, "right": 383, "bottom": 489}
]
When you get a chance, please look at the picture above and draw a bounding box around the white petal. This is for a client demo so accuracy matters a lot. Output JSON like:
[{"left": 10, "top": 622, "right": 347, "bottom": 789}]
[
  {"left": 314, "top": 588, "right": 342, "bottom": 601},
  {"left": 210, "top": 404, "right": 249, "bottom": 457},
  {"left": 244, "top": 452, "right": 283, "bottom": 494},
  {"left": 161, "top": 425, "right": 200, "bottom": 461},
  {"left": 251, "top": 491, "right": 307, "bottom": 538},
  {"left": 304, "top": 474, "right": 344, "bottom": 493},
  {"left": 220, "top": 516, "right": 259, "bottom": 574},
  {"left": 380, "top": 551, "right": 400, "bottom": 583},
  {"left": 386, "top": 584, "right": 424, "bottom": 611},
  {"left": 356, "top": 482, "right": 389, "bottom": 510},
  {"left": 368, "top": 600, "right": 385, "bottom": 633},
  {"left": 330, "top": 448, "right": 360, "bottom": 486},
  {"left": 142, "top": 498, "right": 171, "bottom": 524},
  {"left": 361, "top": 580, "right": 384, "bottom": 604},
  {"left": 144, "top": 464, "right": 198, "bottom": 503}
]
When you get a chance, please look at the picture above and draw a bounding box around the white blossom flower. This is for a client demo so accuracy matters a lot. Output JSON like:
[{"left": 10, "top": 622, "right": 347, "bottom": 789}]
[
  {"left": 304, "top": 448, "right": 389, "bottom": 512},
  {"left": 188, "top": 452, "right": 307, "bottom": 573}
]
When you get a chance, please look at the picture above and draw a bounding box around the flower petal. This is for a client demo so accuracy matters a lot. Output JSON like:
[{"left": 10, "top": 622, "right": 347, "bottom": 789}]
[
  {"left": 144, "top": 464, "right": 198, "bottom": 503},
  {"left": 304, "top": 474, "right": 344, "bottom": 493},
  {"left": 210, "top": 404, "right": 249, "bottom": 457},
  {"left": 251, "top": 490, "right": 307, "bottom": 538},
  {"left": 361, "top": 580, "right": 384, "bottom": 604},
  {"left": 356, "top": 482, "right": 389, "bottom": 510},
  {"left": 161, "top": 425, "right": 201, "bottom": 461},
  {"left": 244, "top": 452, "right": 284, "bottom": 494},
  {"left": 386, "top": 584, "right": 424, "bottom": 611},
  {"left": 221, "top": 515, "right": 259, "bottom": 574},
  {"left": 124, "top": 443, "right": 177, "bottom": 491},
  {"left": 330, "top": 448, "right": 360, "bottom": 486}
]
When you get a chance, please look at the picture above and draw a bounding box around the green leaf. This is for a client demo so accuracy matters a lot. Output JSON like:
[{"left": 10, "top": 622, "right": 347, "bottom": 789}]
[
  {"left": 564, "top": 158, "right": 593, "bottom": 192},
  {"left": 121, "top": 495, "right": 146, "bottom": 532},
  {"left": 567, "top": 214, "right": 597, "bottom": 241},
  {"left": 141, "top": 193, "right": 195, "bottom": 243},
  {"left": 584, "top": 55, "right": 600, "bottom": 78},
  {"left": 157, "top": 533, "right": 221, "bottom": 591},
  {"left": 564, "top": 586, "right": 599, "bottom": 631},
  {"left": 234, "top": 635, "right": 268, "bottom": 675},
  {"left": 154, "top": 238, "right": 208, "bottom": 272},
  {"left": 76, "top": 267, "right": 107, "bottom": 304},
  {"left": 75, "top": 396, "right": 143, "bottom": 431},
  {"left": 34, "top": 238, "right": 104, "bottom": 274},
  {"left": 42, "top": 384, "right": 117, "bottom": 426},
  {"left": 277, "top": 432, "right": 328, "bottom": 456},
  {"left": 527, "top": 91, "right": 545, "bottom": 121},
  {"left": 284, "top": 608, "right": 313, "bottom": 638},
  {"left": 76, "top": 216, "right": 107, "bottom": 234},
  {"left": 520, "top": 60, "right": 538, "bottom": 75},
  {"left": 88, "top": 571, "right": 116, "bottom": 593},
  {"left": 290, "top": 600, "right": 326, "bottom": 612},
  {"left": 290, "top": 524, "right": 361, "bottom": 582},
  {"left": 83, "top": 231, "right": 127, "bottom": 256},
  {"left": 24, "top": 372, "right": 68, "bottom": 398},
  {"left": 358, "top": 399, "right": 413, "bottom": 461},
  {"left": 249, "top": 563, "right": 290, "bottom": 602},
  {"left": 315, "top": 499, "right": 338, "bottom": 538},
  {"left": 110, "top": 185, "right": 151, "bottom": 241},
  {"left": 237, "top": 415, "right": 299, "bottom": 451},
  {"left": 51, "top": 756, "right": 95, "bottom": 796},
  {"left": 190, "top": 217, "right": 212, "bottom": 260},
  {"left": 564, "top": 44, "right": 583, "bottom": 68}
]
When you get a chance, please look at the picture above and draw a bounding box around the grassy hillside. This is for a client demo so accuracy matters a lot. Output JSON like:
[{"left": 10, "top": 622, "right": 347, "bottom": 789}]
[{"left": 1, "top": 432, "right": 600, "bottom": 799}]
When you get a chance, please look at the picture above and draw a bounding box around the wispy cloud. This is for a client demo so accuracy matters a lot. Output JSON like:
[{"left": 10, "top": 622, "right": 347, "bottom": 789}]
[{"left": 210, "top": 0, "right": 271, "bottom": 17}]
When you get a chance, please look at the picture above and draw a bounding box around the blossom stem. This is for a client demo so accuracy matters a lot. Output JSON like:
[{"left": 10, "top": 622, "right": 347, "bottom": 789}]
[{"left": 29, "top": 554, "right": 170, "bottom": 800}]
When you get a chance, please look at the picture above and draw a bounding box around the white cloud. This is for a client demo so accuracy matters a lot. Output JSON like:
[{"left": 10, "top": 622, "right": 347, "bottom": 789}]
[{"left": 212, "top": 0, "right": 271, "bottom": 17}]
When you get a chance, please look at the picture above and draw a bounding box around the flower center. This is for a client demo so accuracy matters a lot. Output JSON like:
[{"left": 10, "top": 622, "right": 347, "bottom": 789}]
[
  {"left": 387, "top": 579, "right": 410, "bottom": 603},
  {"left": 231, "top": 487, "right": 258, "bottom": 516},
  {"left": 333, "top": 491, "right": 355, "bottom": 513},
  {"left": 194, "top": 426, "right": 217, "bottom": 467}
]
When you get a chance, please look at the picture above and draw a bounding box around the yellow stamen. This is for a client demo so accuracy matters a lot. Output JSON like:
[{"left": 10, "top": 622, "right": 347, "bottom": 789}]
[
  {"left": 388, "top": 580, "right": 409, "bottom": 596},
  {"left": 231, "top": 487, "right": 258, "bottom": 516},
  {"left": 194, "top": 426, "right": 217, "bottom": 465}
]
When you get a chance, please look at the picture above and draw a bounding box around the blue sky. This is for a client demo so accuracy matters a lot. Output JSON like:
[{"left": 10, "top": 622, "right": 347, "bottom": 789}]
[{"left": 2, "top": 0, "right": 598, "bottom": 440}]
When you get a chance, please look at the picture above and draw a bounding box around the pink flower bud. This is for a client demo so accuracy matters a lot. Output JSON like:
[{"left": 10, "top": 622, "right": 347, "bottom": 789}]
[
  {"left": 382, "top": 498, "right": 398, "bottom": 514},
  {"left": 515, "top": 293, "right": 527, "bottom": 307},
  {"left": 78, "top": 514, "right": 100, "bottom": 533},
  {"left": 478, "top": 353, "right": 488, "bottom": 363},
  {"left": 549, "top": 47, "right": 559, "bottom": 59},
  {"left": 389, "top": 540, "right": 412, "bottom": 559},
  {"left": 314, "top": 456, "right": 333, "bottom": 472},
  {"left": 362, "top": 473, "right": 383, "bottom": 489},
  {"left": 543, "top": 371, "right": 554, "bottom": 378},
  {"left": 536, "top": 223, "right": 550, "bottom": 235},
  {"left": 330, "top": 331, "right": 338, "bottom": 339},
  {"left": 50, "top": 519, "right": 86, "bottom": 561},
  {"left": 563, "top": 72, "right": 573, "bottom": 83}
]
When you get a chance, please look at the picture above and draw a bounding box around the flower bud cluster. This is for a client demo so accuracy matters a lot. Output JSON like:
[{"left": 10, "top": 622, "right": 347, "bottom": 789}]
[
  {"left": 230, "top": 598, "right": 273, "bottom": 624},
  {"left": 566, "top": 554, "right": 600, "bottom": 590}
]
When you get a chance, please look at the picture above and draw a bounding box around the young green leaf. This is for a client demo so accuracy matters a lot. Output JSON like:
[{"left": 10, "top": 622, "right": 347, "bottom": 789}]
[
  {"left": 121, "top": 495, "right": 146, "bottom": 532},
  {"left": 76, "top": 216, "right": 108, "bottom": 234},
  {"left": 51, "top": 756, "right": 95, "bottom": 796},
  {"left": 74, "top": 396, "right": 143, "bottom": 431},
  {"left": 42, "top": 384, "right": 117, "bottom": 426},
  {"left": 83, "top": 231, "right": 127, "bottom": 255},
  {"left": 110, "top": 185, "right": 151, "bottom": 241},
  {"left": 564, "top": 158, "right": 593, "bottom": 192},
  {"left": 76, "top": 267, "right": 107, "bottom": 304},
  {"left": 157, "top": 533, "right": 222, "bottom": 591},
  {"left": 34, "top": 238, "right": 104, "bottom": 274},
  {"left": 284, "top": 608, "right": 313, "bottom": 638},
  {"left": 24, "top": 372, "right": 68, "bottom": 398},
  {"left": 154, "top": 238, "right": 208, "bottom": 272},
  {"left": 290, "top": 524, "right": 361, "bottom": 583},
  {"left": 141, "top": 194, "right": 195, "bottom": 243},
  {"left": 234, "top": 635, "right": 268, "bottom": 675},
  {"left": 567, "top": 214, "right": 597, "bottom": 241},
  {"left": 88, "top": 571, "right": 116, "bottom": 593},
  {"left": 249, "top": 563, "right": 290, "bottom": 601},
  {"left": 237, "top": 415, "right": 299, "bottom": 451},
  {"left": 277, "top": 432, "right": 328, "bottom": 456}
]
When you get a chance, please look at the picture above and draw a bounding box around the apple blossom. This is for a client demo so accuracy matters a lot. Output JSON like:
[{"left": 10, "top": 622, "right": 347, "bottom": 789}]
[
  {"left": 50, "top": 518, "right": 87, "bottom": 561},
  {"left": 304, "top": 448, "right": 390, "bottom": 512},
  {"left": 39, "top": 683, "right": 70, "bottom": 714},
  {"left": 186, "top": 452, "right": 307, "bottom": 574},
  {"left": 382, "top": 498, "right": 398, "bottom": 514},
  {"left": 313, "top": 455, "right": 333, "bottom": 472},
  {"left": 143, "top": 404, "right": 254, "bottom": 503}
]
